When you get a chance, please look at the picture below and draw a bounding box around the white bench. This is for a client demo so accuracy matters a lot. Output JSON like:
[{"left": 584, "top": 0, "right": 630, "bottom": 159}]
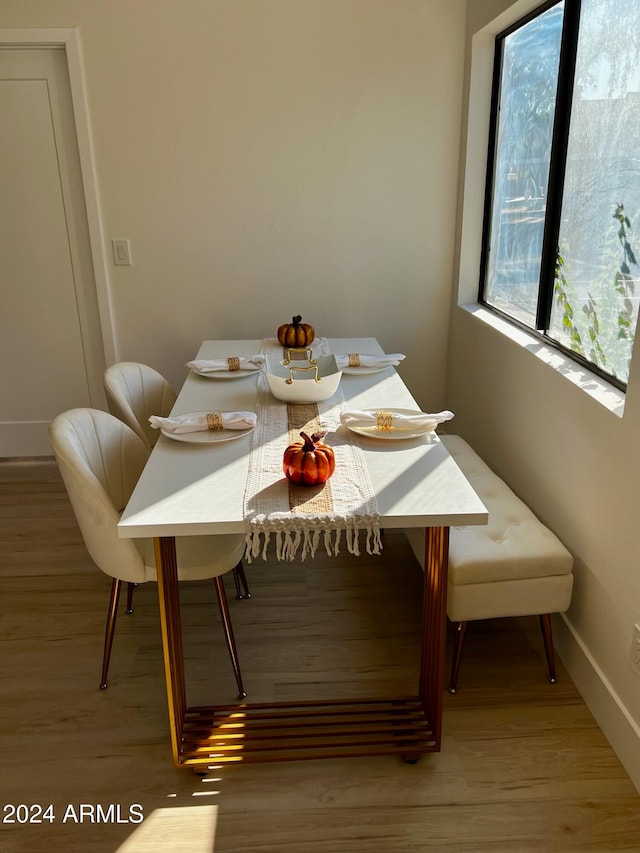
[{"left": 405, "top": 434, "right": 573, "bottom": 692}]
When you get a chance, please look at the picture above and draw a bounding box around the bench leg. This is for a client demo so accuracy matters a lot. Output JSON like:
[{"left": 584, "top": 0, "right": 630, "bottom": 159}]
[
  {"left": 448, "top": 621, "right": 467, "bottom": 694},
  {"left": 539, "top": 613, "right": 558, "bottom": 683},
  {"left": 449, "top": 616, "right": 558, "bottom": 693}
]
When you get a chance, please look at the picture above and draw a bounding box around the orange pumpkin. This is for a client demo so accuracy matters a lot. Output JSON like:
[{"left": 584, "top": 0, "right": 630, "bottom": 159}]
[
  {"left": 277, "top": 315, "right": 315, "bottom": 348},
  {"left": 283, "top": 431, "right": 335, "bottom": 486}
]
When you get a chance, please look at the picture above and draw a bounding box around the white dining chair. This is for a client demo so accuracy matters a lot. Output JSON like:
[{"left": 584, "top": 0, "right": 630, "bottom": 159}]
[
  {"left": 103, "top": 361, "right": 177, "bottom": 451},
  {"left": 104, "top": 361, "right": 251, "bottom": 601},
  {"left": 49, "top": 407, "right": 248, "bottom": 698}
]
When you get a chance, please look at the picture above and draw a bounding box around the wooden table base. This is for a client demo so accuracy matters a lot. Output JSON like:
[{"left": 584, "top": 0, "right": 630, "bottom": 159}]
[
  {"left": 154, "top": 527, "right": 449, "bottom": 768},
  {"left": 181, "top": 697, "right": 435, "bottom": 765}
]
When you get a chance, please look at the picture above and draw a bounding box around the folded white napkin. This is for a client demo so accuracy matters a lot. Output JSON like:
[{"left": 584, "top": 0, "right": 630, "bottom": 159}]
[
  {"left": 187, "top": 355, "right": 265, "bottom": 373},
  {"left": 149, "top": 412, "right": 257, "bottom": 434},
  {"left": 340, "top": 409, "right": 454, "bottom": 431},
  {"left": 335, "top": 353, "right": 405, "bottom": 369}
]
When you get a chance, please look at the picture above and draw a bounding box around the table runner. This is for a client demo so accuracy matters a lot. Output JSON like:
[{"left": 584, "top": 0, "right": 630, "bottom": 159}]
[{"left": 243, "top": 338, "right": 382, "bottom": 562}]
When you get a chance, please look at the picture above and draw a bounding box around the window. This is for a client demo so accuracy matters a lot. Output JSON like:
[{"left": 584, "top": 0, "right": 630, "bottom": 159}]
[{"left": 480, "top": 0, "right": 640, "bottom": 388}]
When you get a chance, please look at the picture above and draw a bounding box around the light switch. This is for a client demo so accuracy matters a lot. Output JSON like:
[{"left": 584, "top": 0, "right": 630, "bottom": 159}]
[{"left": 112, "top": 239, "right": 132, "bottom": 266}]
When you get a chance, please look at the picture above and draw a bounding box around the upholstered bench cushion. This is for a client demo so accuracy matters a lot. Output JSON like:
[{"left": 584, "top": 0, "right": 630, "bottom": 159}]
[{"left": 405, "top": 435, "right": 573, "bottom": 623}]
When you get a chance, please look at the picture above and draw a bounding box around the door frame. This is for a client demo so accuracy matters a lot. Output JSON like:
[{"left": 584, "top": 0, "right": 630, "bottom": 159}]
[{"left": 0, "top": 27, "right": 116, "bottom": 380}]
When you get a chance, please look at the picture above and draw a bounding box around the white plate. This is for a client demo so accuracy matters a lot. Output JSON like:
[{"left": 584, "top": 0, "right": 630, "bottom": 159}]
[
  {"left": 343, "top": 408, "right": 438, "bottom": 440},
  {"left": 160, "top": 413, "right": 256, "bottom": 444},
  {"left": 190, "top": 366, "right": 262, "bottom": 380}
]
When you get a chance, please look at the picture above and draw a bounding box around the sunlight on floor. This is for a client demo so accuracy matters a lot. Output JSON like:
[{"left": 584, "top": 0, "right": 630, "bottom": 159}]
[{"left": 115, "top": 805, "right": 218, "bottom": 852}]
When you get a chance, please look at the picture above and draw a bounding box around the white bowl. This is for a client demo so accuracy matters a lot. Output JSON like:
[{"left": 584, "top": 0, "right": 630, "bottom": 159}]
[{"left": 265, "top": 353, "right": 342, "bottom": 403}]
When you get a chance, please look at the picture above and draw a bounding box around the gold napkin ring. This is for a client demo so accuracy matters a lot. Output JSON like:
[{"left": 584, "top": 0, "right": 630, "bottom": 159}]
[
  {"left": 376, "top": 410, "right": 393, "bottom": 431},
  {"left": 206, "top": 412, "right": 223, "bottom": 431},
  {"left": 348, "top": 353, "right": 361, "bottom": 367},
  {"left": 227, "top": 356, "right": 241, "bottom": 371}
]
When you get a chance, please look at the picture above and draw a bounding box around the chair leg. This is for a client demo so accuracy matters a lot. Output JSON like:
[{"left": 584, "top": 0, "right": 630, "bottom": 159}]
[
  {"left": 539, "top": 613, "right": 558, "bottom": 683},
  {"left": 126, "top": 582, "right": 137, "bottom": 614},
  {"left": 100, "top": 578, "right": 122, "bottom": 690},
  {"left": 448, "top": 621, "right": 468, "bottom": 694},
  {"left": 214, "top": 575, "right": 247, "bottom": 700},
  {"left": 232, "top": 562, "right": 251, "bottom": 600}
]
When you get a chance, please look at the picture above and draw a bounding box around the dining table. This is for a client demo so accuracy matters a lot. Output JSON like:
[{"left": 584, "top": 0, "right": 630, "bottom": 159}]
[{"left": 117, "top": 337, "right": 488, "bottom": 768}]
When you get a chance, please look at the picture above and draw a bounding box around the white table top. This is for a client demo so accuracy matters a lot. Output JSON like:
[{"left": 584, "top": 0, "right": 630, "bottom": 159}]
[{"left": 118, "top": 338, "right": 488, "bottom": 538}]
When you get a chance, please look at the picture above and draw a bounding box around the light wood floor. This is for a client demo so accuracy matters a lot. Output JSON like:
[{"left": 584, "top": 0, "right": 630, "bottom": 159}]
[{"left": 2, "top": 458, "right": 640, "bottom": 852}]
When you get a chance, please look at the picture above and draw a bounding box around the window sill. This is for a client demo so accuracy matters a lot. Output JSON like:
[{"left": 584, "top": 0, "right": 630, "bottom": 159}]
[{"left": 460, "top": 304, "right": 626, "bottom": 418}]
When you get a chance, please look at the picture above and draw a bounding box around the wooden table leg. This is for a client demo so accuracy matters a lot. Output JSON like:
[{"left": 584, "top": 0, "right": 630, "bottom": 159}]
[
  {"left": 154, "top": 536, "right": 186, "bottom": 767},
  {"left": 419, "top": 526, "right": 449, "bottom": 749}
]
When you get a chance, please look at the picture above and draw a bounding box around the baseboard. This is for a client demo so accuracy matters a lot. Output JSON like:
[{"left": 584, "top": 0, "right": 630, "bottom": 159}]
[{"left": 554, "top": 613, "right": 640, "bottom": 795}]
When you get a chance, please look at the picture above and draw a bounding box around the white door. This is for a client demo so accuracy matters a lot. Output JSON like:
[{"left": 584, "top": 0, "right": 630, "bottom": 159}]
[{"left": 0, "top": 47, "right": 106, "bottom": 456}]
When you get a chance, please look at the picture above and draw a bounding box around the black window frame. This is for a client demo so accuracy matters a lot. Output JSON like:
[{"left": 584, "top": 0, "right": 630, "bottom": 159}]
[{"left": 477, "top": 0, "right": 630, "bottom": 392}]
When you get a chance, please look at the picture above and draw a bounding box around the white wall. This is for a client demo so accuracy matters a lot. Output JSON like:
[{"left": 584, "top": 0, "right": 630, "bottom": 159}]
[
  {"left": 449, "top": 0, "right": 640, "bottom": 792},
  {"left": 0, "top": 0, "right": 466, "bottom": 406}
]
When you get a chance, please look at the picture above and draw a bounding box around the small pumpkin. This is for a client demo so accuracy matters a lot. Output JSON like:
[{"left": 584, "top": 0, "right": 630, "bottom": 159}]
[
  {"left": 283, "top": 431, "right": 335, "bottom": 486},
  {"left": 277, "top": 314, "right": 315, "bottom": 348}
]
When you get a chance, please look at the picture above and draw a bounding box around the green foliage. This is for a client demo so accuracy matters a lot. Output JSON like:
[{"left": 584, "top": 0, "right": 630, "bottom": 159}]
[
  {"left": 553, "top": 204, "right": 638, "bottom": 382},
  {"left": 554, "top": 252, "right": 585, "bottom": 355}
]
